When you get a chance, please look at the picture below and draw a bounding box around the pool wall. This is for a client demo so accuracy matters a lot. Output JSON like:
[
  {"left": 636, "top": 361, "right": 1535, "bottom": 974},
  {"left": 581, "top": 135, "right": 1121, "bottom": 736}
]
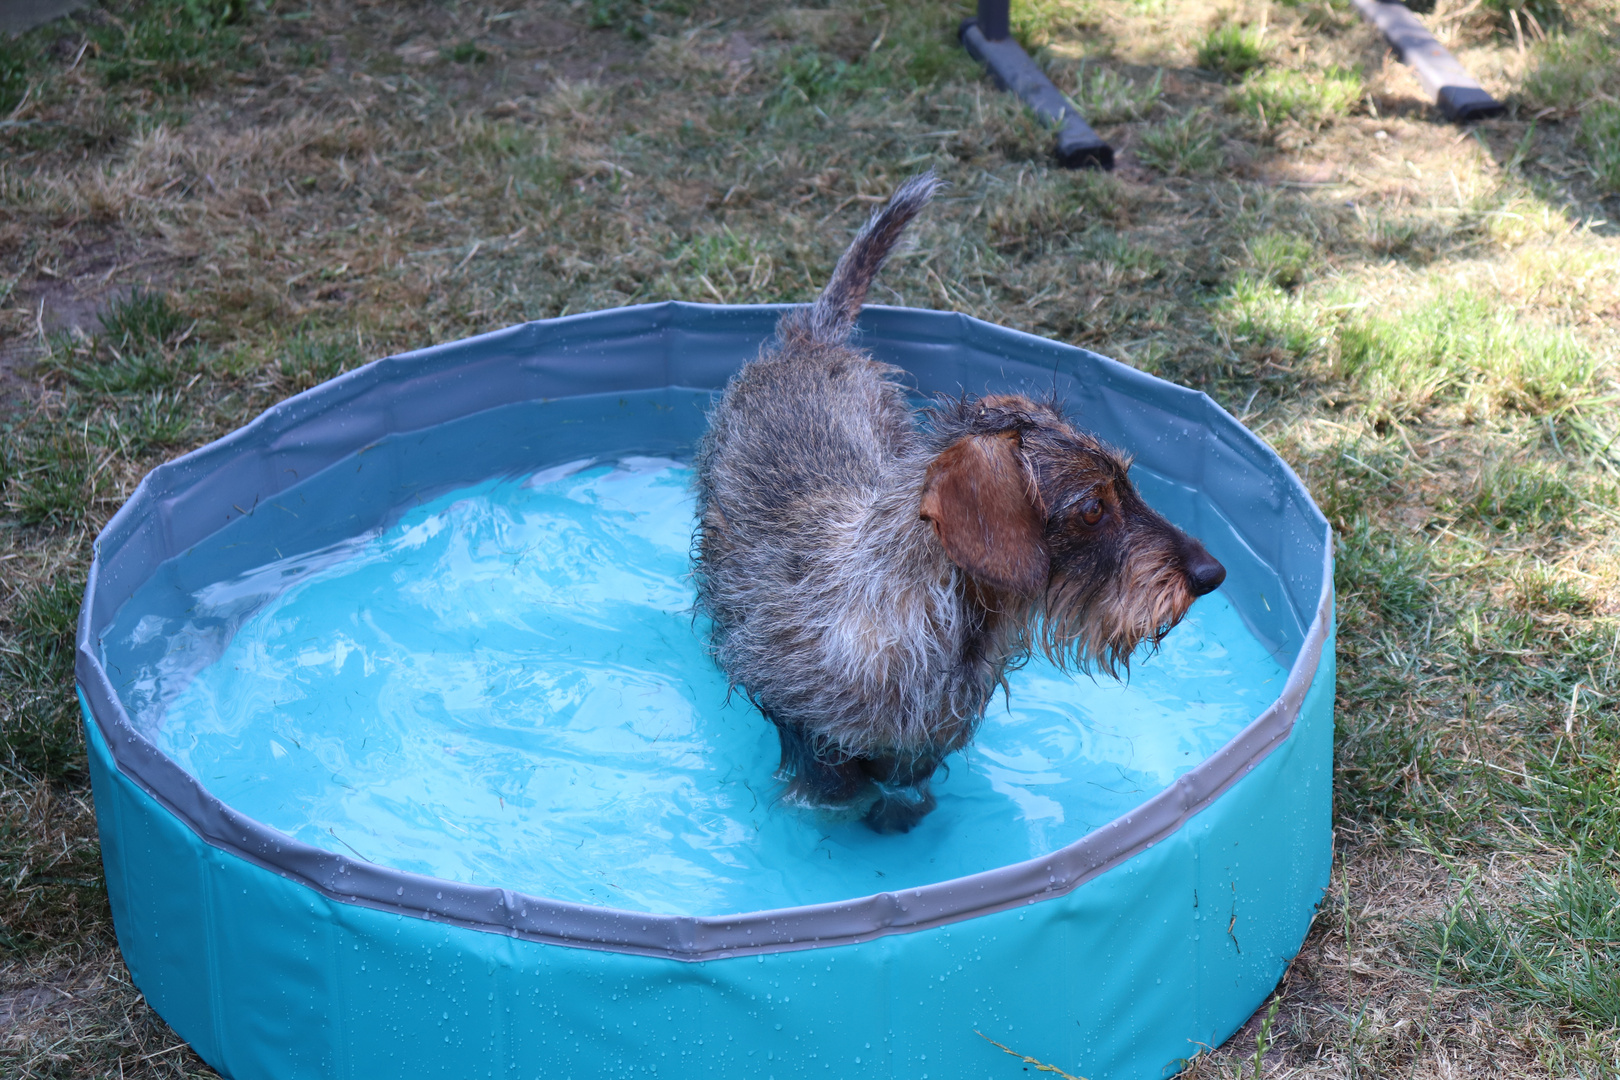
[
  {"left": 85, "top": 641, "right": 1330, "bottom": 1080},
  {"left": 78, "top": 303, "right": 1335, "bottom": 1079}
]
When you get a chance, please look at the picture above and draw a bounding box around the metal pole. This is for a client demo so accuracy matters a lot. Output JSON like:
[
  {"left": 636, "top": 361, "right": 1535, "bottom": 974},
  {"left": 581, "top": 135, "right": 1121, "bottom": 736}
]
[
  {"left": 977, "top": 0, "right": 1010, "bottom": 42},
  {"left": 959, "top": 1, "right": 1113, "bottom": 169},
  {"left": 1348, "top": 0, "right": 1504, "bottom": 121}
]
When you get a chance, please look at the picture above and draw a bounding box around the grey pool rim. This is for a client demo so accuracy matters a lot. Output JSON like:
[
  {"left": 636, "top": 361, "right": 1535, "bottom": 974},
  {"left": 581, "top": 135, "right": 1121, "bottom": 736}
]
[{"left": 77, "top": 300, "right": 1334, "bottom": 963}]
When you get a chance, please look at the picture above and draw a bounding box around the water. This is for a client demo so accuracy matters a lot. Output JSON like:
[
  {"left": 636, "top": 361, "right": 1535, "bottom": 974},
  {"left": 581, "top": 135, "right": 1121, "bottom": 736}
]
[{"left": 108, "top": 459, "right": 1287, "bottom": 917}]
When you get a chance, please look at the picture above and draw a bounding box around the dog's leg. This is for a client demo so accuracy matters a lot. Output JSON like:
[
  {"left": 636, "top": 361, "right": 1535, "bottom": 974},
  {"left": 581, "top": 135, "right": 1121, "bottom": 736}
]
[{"left": 773, "top": 721, "right": 871, "bottom": 807}]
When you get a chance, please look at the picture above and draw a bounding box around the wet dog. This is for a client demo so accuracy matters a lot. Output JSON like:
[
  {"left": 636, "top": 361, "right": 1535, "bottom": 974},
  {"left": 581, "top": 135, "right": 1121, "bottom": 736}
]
[{"left": 693, "top": 174, "right": 1226, "bottom": 833}]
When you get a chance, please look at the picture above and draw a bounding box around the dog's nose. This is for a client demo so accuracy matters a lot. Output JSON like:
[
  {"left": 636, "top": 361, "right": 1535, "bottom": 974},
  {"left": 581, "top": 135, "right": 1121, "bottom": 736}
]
[{"left": 1183, "top": 543, "right": 1226, "bottom": 596}]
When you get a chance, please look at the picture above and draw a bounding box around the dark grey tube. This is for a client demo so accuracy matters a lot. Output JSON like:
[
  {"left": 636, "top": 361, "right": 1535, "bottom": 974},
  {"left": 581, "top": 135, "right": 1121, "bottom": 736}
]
[
  {"left": 1350, "top": 0, "right": 1505, "bottom": 121},
  {"left": 959, "top": 20, "right": 1114, "bottom": 170}
]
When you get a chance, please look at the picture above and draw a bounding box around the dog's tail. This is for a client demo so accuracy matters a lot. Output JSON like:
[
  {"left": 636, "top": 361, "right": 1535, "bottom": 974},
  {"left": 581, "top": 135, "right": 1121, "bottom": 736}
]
[{"left": 780, "top": 172, "right": 941, "bottom": 347}]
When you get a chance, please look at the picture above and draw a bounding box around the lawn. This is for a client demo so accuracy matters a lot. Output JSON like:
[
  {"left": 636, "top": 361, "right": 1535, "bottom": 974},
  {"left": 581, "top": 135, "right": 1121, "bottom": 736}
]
[{"left": 1, "top": 0, "right": 1617, "bottom": 1075}]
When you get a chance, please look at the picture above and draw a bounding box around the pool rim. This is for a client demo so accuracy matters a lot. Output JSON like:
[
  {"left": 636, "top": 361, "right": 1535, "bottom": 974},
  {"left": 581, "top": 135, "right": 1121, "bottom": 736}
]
[{"left": 75, "top": 300, "right": 1334, "bottom": 962}]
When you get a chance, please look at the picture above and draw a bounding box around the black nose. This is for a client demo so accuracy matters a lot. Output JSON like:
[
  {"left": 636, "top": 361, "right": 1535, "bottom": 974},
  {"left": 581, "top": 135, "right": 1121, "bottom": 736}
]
[{"left": 1183, "top": 543, "right": 1226, "bottom": 597}]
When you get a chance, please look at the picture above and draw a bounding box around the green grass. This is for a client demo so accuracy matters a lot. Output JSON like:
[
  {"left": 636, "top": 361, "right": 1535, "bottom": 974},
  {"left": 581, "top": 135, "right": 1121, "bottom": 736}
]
[
  {"left": 1064, "top": 64, "right": 1162, "bottom": 125},
  {"left": 1419, "top": 860, "right": 1620, "bottom": 1029},
  {"left": 1463, "top": 457, "right": 1582, "bottom": 532},
  {"left": 1480, "top": 0, "right": 1567, "bottom": 35},
  {"left": 1247, "top": 231, "right": 1315, "bottom": 289},
  {"left": 1231, "top": 66, "right": 1361, "bottom": 126},
  {"left": 97, "top": 290, "right": 189, "bottom": 352},
  {"left": 1576, "top": 100, "right": 1620, "bottom": 193},
  {"left": 1216, "top": 276, "right": 1329, "bottom": 362},
  {"left": 1136, "top": 107, "right": 1224, "bottom": 175},
  {"left": 766, "top": 2, "right": 974, "bottom": 109},
  {"left": 1196, "top": 23, "right": 1266, "bottom": 77},
  {"left": 588, "top": 0, "right": 693, "bottom": 39},
  {"left": 274, "top": 332, "right": 363, "bottom": 394},
  {"left": 92, "top": 0, "right": 249, "bottom": 93},
  {"left": 773, "top": 47, "right": 876, "bottom": 105},
  {"left": 0, "top": 573, "right": 83, "bottom": 780},
  {"left": 1336, "top": 291, "right": 1597, "bottom": 422},
  {"left": 0, "top": 35, "right": 32, "bottom": 117},
  {"left": 58, "top": 348, "right": 193, "bottom": 396},
  {"left": 0, "top": 0, "right": 254, "bottom": 158},
  {"left": 1011, "top": 0, "right": 1092, "bottom": 50},
  {"left": 43, "top": 293, "right": 195, "bottom": 395},
  {"left": 986, "top": 172, "right": 1130, "bottom": 249},
  {"left": 1336, "top": 516, "right": 1435, "bottom": 629},
  {"left": 1, "top": 431, "right": 101, "bottom": 531},
  {"left": 1083, "top": 230, "right": 1166, "bottom": 276},
  {"left": 1520, "top": 29, "right": 1620, "bottom": 110},
  {"left": 1513, "top": 564, "right": 1594, "bottom": 615},
  {"left": 442, "top": 41, "right": 491, "bottom": 65}
]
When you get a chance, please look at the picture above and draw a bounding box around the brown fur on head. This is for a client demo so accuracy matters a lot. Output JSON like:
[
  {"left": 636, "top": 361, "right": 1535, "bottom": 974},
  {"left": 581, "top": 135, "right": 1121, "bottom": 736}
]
[{"left": 919, "top": 393, "right": 1225, "bottom": 677}]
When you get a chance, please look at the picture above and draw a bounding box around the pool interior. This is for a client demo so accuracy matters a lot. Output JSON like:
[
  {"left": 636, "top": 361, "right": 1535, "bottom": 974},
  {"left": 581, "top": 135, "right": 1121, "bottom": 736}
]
[{"left": 101, "top": 395, "right": 1291, "bottom": 918}]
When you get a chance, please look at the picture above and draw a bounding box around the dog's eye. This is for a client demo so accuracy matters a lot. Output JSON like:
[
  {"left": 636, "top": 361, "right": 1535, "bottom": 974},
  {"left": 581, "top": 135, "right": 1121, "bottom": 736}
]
[{"left": 1077, "top": 498, "right": 1104, "bottom": 526}]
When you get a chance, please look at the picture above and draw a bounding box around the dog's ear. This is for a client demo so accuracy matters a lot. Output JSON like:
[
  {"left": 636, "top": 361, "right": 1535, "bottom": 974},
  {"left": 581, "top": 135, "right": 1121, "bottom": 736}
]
[{"left": 919, "top": 432, "right": 1048, "bottom": 595}]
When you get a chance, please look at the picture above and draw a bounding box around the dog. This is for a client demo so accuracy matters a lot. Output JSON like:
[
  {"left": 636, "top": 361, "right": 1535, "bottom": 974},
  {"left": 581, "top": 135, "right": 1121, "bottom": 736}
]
[{"left": 692, "top": 174, "right": 1226, "bottom": 834}]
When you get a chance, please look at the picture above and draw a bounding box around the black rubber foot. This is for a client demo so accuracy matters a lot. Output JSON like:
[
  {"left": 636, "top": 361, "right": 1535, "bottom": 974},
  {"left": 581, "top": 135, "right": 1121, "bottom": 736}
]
[
  {"left": 1055, "top": 136, "right": 1115, "bottom": 171},
  {"left": 1438, "top": 85, "right": 1507, "bottom": 123}
]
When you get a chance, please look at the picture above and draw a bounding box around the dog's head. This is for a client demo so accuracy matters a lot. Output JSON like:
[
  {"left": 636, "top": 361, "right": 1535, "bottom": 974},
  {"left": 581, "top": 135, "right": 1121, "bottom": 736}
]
[{"left": 918, "top": 394, "right": 1225, "bottom": 676}]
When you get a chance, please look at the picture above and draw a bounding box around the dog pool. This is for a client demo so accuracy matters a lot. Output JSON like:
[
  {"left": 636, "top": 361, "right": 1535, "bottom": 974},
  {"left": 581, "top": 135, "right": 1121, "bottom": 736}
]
[{"left": 78, "top": 303, "right": 1333, "bottom": 1080}]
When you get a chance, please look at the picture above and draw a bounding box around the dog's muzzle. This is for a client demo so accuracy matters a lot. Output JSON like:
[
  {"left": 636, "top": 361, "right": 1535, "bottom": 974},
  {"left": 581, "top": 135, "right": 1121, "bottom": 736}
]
[{"left": 1181, "top": 540, "right": 1226, "bottom": 597}]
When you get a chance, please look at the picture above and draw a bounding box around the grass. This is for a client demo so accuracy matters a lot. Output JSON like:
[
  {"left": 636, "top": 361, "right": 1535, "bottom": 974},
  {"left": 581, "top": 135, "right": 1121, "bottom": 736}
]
[
  {"left": 1335, "top": 290, "right": 1597, "bottom": 422},
  {"left": 91, "top": 0, "right": 248, "bottom": 94},
  {"left": 1577, "top": 101, "right": 1620, "bottom": 193},
  {"left": 1136, "top": 107, "right": 1225, "bottom": 175},
  {"left": 1417, "top": 860, "right": 1620, "bottom": 1028},
  {"left": 1011, "top": 0, "right": 1092, "bottom": 50},
  {"left": 1, "top": 0, "right": 1619, "bottom": 1076},
  {"left": 1196, "top": 23, "right": 1267, "bottom": 77},
  {"left": 96, "top": 290, "right": 188, "bottom": 352},
  {"left": 1216, "top": 276, "right": 1331, "bottom": 365},
  {"left": 1520, "top": 28, "right": 1620, "bottom": 110},
  {"left": 1463, "top": 456, "right": 1582, "bottom": 531},
  {"left": 1247, "top": 232, "right": 1315, "bottom": 289},
  {"left": 0, "top": 39, "right": 30, "bottom": 117},
  {"left": 1231, "top": 66, "right": 1362, "bottom": 127},
  {"left": 1060, "top": 63, "right": 1163, "bottom": 125}
]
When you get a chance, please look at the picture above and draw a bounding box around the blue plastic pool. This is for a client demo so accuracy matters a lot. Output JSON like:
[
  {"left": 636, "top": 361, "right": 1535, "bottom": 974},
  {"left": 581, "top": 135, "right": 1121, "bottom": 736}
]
[{"left": 77, "top": 303, "right": 1334, "bottom": 1080}]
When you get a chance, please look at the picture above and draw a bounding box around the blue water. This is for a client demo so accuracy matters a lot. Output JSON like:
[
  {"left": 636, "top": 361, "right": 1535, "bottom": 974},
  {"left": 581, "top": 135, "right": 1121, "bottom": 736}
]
[{"left": 114, "top": 459, "right": 1286, "bottom": 917}]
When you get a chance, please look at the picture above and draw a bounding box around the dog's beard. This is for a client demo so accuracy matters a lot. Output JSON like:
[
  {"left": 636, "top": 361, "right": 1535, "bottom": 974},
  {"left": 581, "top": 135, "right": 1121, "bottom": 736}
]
[{"left": 1035, "top": 561, "right": 1197, "bottom": 679}]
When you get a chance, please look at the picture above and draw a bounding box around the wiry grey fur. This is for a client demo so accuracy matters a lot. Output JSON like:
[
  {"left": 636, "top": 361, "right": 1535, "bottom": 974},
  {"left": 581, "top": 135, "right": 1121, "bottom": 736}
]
[{"left": 693, "top": 173, "right": 1225, "bottom": 833}]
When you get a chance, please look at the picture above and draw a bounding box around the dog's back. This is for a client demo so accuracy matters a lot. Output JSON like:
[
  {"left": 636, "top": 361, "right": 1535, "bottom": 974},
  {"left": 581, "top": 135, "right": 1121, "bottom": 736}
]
[
  {"left": 695, "top": 348, "right": 909, "bottom": 532},
  {"left": 695, "top": 174, "right": 939, "bottom": 531},
  {"left": 693, "top": 176, "right": 948, "bottom": 759}
]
